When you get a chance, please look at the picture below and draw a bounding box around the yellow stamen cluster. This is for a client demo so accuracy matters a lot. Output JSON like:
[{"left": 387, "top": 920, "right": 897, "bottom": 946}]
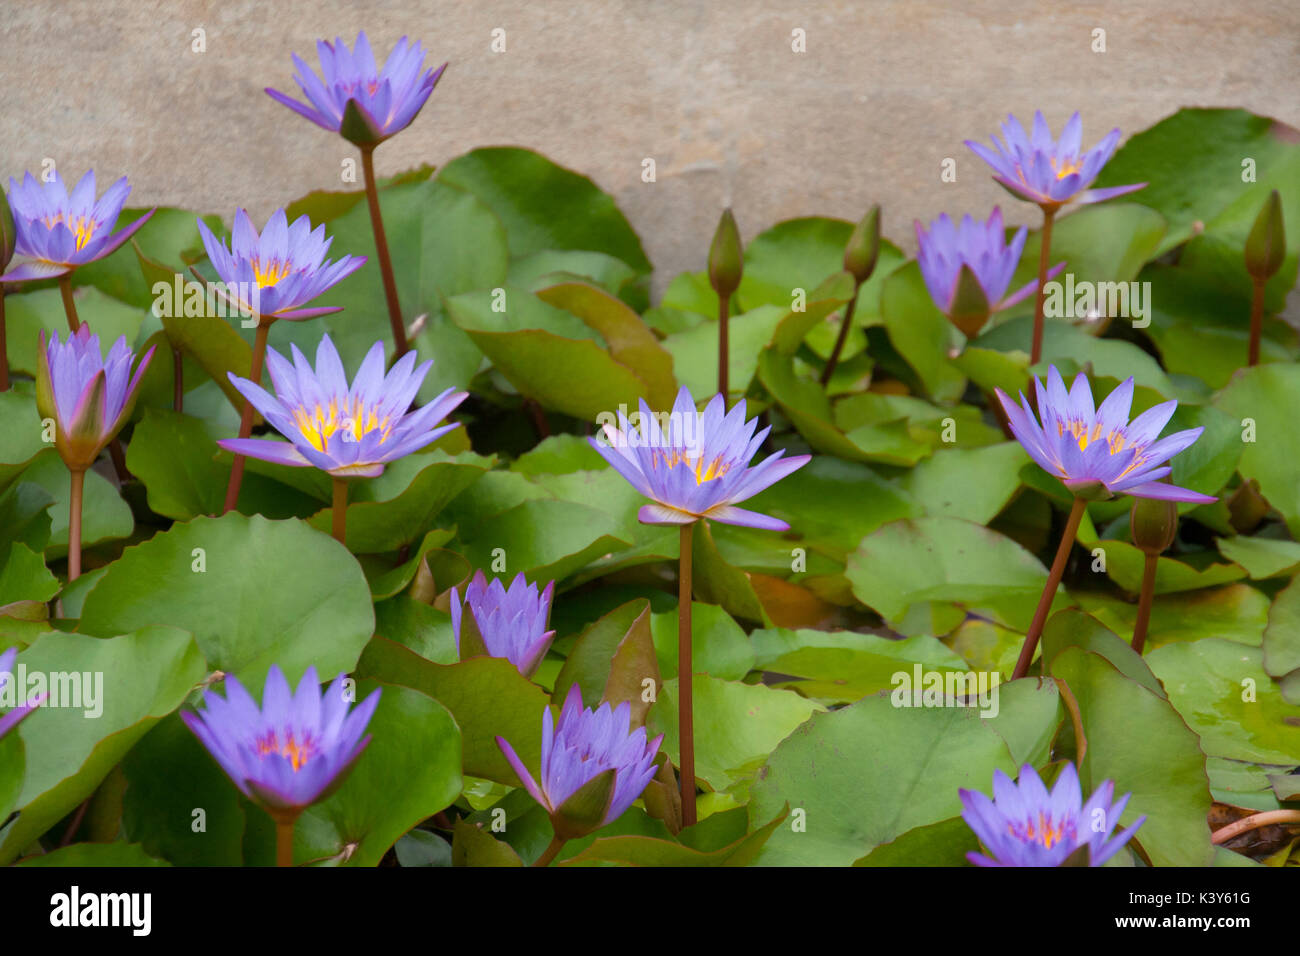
[
  {"left": 651, "top": 448, "right": 731, "bottom": 485},
  {"left": 293, "top": 397, "right": 393, "bottom": 452},
  {"left": 41, "top": 213, "right": 98, "bottom": 251},
  {"left": 256, "top": 729, "right": 315, "bottom": 772},
  {"left": 1009, "top": 813, "right": 1069, "bottom": 850},
  {"left": 252, "top": 256, "right": 292, "bottom": 288},
  {"left": 1050, "top": 156, "right": 1082, "bottom": 180}
]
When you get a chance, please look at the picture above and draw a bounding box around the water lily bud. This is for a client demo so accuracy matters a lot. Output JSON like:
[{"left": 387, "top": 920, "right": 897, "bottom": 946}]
[
  {"left": 1130, "top": 497, "right": 1177, "bottom": 555},
  {"left": 0, "top": 189, "right": 14, "bottom": 270},
  {"left": 947, "top": 264, "right": 992, "bottom": 338},
  {"left": 708, "top": 208, "right": 743, "bottom": 299},
  {"left": 843, "top": 205, "right": 881, "bottom": 285},
  {"left": 1227, "top": 479, "right": 1270, "bottom": 534},
  {"left": 1244, "top": 190, "right": 1285, "bottom": 280}
]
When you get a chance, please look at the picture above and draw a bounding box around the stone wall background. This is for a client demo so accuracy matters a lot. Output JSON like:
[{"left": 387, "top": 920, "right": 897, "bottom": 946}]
[{"left": 2, "top": 0, "right": 1297, "bottom": 294}]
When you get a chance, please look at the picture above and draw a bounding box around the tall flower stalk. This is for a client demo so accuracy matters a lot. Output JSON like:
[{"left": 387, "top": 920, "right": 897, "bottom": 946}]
[
  {"left": 196, "top": 208, "right": 365, "bottom": 514},
  {"left": 35, "top": 326, "right": 153, "bottom": 581},
  {"left": 821, "top": 206, "right": 880, "bottom": 385},
  {"left": 965, "top": 112, "right": 1144, "bottom": 363},
  {"left": 1129, "top": 497, "right": 1177, "bottom": 654},
  {"left": 996, "top": 367, "right": 1214, "bottom": 679},
  {"left": 266, "top": 32, "right": 446, "bottom": 361},
  {"left": 1243, "top": 189, "right": 1285, "bottom": 367},
  {"left": 0, "top": 188, "right": 14, "bottom": 391},
  {"left": 708, "top": 209, "right": 742, "bottom": 404},
  {"left": 589, "top": 386, "right": 809, "bottom": 824}
]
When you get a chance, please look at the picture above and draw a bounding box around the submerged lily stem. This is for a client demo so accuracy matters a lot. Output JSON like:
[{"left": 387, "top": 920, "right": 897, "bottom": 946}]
[
  {"left": 1012, "top": 496, "right": 1086, "bottom": 681},
  {"left": 1247, "top": 277, "right": 1265, "bottom": 367},
  {"left": 1210, "top": 809, "right": 1300, "bottom": 845},
  {"left": 1030, "top": 207, "right": 1057, "bottom": 366},
  {"left": 359, "top": 145, "right": 408, "bottom": 359},
  {"left": 58, "top": 274, "right": 81, "bottom": 331},
  {"left": 819, "top": 285, "right": 861, "bottom": 386},
  {"left": 678, "top": 520, "right": 697, "bottom": 828},
  {"left": 717, "top": 296, "right": 730, "bottom": 404},
  {"left": 1131, "top": 551, "right": 1158, "bottom": 655},
  {"left": 222, "top": 321, "right": 271, "bottom": 515},
  {"left": 275, "top": 818, "right": 295, "bottom": 868},
  {"left": 68, "top": 468, "right": 85, "bottom": 582},
  {"left": 534, "top": 835, "right": 567, "bottom": 868},
  {"left": 332, "top": 478, "right": 348, "bottom": 545}
]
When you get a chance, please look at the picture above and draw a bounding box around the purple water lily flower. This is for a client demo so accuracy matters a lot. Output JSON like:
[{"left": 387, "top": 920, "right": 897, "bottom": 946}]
[
  {"left": 496, "top": 684, "right": 662, "bottom": 838},
  {"left": 182, "top": 665, "right": 380, "bottom": 815},
  {"left": 450, "top": 571, "right": 556, "bottom": 677},
  {"left": 590, "top": 386, "right": 810, "bottom": 531},
  {"left": 965, "top": 111, "right": 1145, "bottom": 210},
  {"left": 35, "top": 325, "right": 154, "bottom": 470},
  {"left": 0, "top": 647, "right": 45, "bottom": 739},
  {"left": 196, "top": 208, "right": 365, "bottom": 322},
  {"left": 0, "top": 170, "right": 154, "bottom": 282},
  {"left": 915, "top": 207, "right": 1064, "bottom": 336},
  {"left": 996, "top": 366, "right": 1215, "bottom": 504},
  {"left": 218, "top": 334, "right": 466, "bottom": 479},
  {"left": 266, "top": 31, "right": 446, "bottom": 146},
  {"left": 960, "top": 762, "right": 1146, "bottom": 867}
]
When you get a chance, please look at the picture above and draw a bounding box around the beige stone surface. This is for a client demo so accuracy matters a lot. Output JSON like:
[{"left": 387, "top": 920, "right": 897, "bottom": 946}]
[{"left": 2, "top": 0, "right": 1297, "bottom": 293}]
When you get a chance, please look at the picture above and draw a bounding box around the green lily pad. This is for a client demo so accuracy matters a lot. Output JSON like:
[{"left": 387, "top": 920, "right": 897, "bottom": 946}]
[
  {"left": 1263, "top": 573, "right": 1300, "bottom": 703},
  {"left": 1215, "top": 364, "right": 1300, "bottom": 537},
  {"left": 1147, "top": 639, "right": 1300, "bottom": 766},
  {"left": 78, "top": 513, "right": 374, "bottom": 686}
]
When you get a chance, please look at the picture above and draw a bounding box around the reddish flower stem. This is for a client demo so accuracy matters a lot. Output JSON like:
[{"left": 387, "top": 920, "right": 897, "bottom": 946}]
[
  {"left": 1030, "top": 207, "right": 1057, "bottom": 366},
  {"left": 222, "top": 321, "right": 270, "bottom": 515},
  {"left": 360, "top": 145, "right": 408, "bottom": 359},
  {"left": 0, "top": 289, "right": 8, "bottom": 391},
  {"left": 533, "top": 835, "right": 566, "bottom": 868},
  {"left": 819, "top": 285, "right": 861, "bottom": 386},
  {"left": 173, "top": 348, "right": 184, "bottom": 412},
  {"left": 678, "top": 520, "right": 697, "bottom": 827},
  {"left": 717, "top": 295, "right": 730, "bottom": 404},
  {"left": 275, "top": 818, "right": 295, "bottom": 868},
  {"left": 68, "top": 468, "right": 85, "bottom": 582},
  {"left": 58, "top": 274, "right": 81, "bottom": 331},
  {"left": 1131, "top": 551, "right": 1158, "bottom": 654},
  {"left": 332, "top": 478, "right": 348, "bottom": 545},
  {"left": 1012, "top": 496, "right": 1085, "bottom": 680},
  {"left": 1247, "top": 277, "right": 1265, "bottom": 367}
]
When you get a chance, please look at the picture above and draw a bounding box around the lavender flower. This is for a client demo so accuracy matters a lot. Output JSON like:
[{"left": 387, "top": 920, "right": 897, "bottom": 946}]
[
  {"left": 266, "top": 31, "right": 446, "bottom": 146},
  {"left": 196, "top": 208, "right": 365, "bottom": 322},
  {"left": 0, "top": 647, "right": 44, "bottom": 739},
  {"left": 590, "top": 385, "right": 810, "bottom": 530},
  {"left": 1, "top": 170, "right": 154, "bottom": 282},
  {"left": 218, "top": 334, "right": 466, "bottom": 479},
  {"left": 182, "top": 665, "right": 380, "bottom": 815},
  {"left": 496, "top": 684, "right": 662, "bottom": 839},
  {"left": 960, "top": 762, "right": 1146, "bottom": 867},
  {"left": 996, "top": 366, "right": 1215, "bottom": 503},
  {"left": 965, "top": 111, "right": 1145, "bottom": 210},
  {"left": 915, "top": 207, "right": 1064, "bottom": 336},
  {"left": 450, "top": 571, "right": 556, "bottom": 677},
  {"left": 35, "top": 325, "right": 154, "bottom": 470}
]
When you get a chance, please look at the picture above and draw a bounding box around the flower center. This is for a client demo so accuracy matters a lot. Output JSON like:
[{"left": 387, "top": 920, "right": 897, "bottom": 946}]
[
  {"left": 652, "top": 448, "right": 732, "bottom": 485},
  {"left": 41, "top": 213, "right": 98, "bottom": 251},
  {"left": 1009, "top": 812, "right": 1074, "bottom": 850},
  {"left": 1051, "top": 157, "right": 1083, "bottom": 180},
  {"left": 251, "top": 256, "right": 292, "bottom": 289},
  {"left": 256, "top": 729, "right": 315, "bottom": 771},
  {"left": 293, "top": 397, "right": 392, "bottom": 452}
]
